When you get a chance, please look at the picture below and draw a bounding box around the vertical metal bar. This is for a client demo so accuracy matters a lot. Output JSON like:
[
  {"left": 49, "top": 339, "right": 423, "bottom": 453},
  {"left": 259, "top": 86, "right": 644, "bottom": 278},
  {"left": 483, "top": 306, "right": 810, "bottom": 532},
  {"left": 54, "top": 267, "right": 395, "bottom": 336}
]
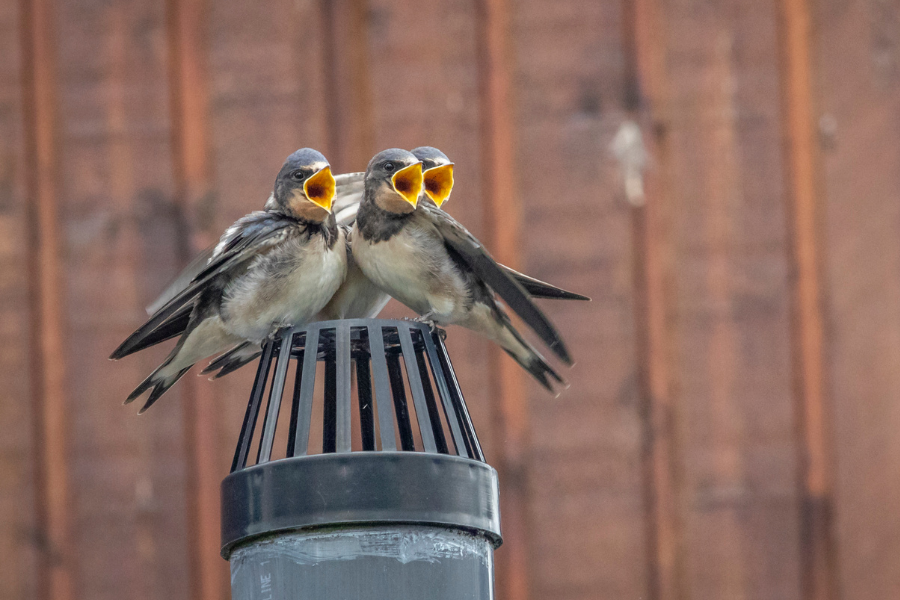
[
  {"left": 335, "top": 321, "right": 352, "bottom": 453},
  {"left": 356, "top": 355, "right": 376, "bottom": 451},
  {"left": 368, "top": 324, "right": 397, "bottom": 451},
  {"left": 231, "top": 340, "right": 276, "bottom": 471},
  {"left": 424, "top": 331, "right": 467, "bottom": 456},
  {"left": 398, "top": 324, "right": 437, "bottom": 453},
  {"left": 286, "top": 348, "right": 305, "bottom": 457},
  {"left": 414, "top": 345, "right": 449, "bottom": 454},
  {"left": 256, "top": 329, "right": 294, "bottom": 463},
  {"left": 292, "top": 326, "right": 320, "bottom": 457},
  {"left": 387, "top": 354, "right": 415, "bottom": 451},
  {"left": 436, "top": 333, "right": 483, "bottom": 461},
  {"left": 323, "top": 340, "right": 337, "bottom": 454}
]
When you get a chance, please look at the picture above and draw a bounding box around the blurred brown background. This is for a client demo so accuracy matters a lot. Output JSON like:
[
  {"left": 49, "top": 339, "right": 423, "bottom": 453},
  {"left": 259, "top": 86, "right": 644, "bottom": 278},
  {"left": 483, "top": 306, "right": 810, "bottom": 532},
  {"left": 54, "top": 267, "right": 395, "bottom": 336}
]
[{"left": 2, "top": 0, "right": 899, "bottom": 599}]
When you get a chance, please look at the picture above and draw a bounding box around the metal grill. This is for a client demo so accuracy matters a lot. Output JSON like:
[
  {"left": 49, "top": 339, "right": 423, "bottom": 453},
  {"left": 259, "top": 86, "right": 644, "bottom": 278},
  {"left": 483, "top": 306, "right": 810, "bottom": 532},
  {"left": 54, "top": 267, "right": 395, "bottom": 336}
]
[{"left": 230, "top": 319, "right": 485, "bottom": 473}]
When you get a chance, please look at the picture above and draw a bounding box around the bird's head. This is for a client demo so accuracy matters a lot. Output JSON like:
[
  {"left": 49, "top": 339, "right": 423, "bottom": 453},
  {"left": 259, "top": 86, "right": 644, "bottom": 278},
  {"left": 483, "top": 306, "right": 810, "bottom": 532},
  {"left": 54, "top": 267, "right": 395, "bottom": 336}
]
[
  {"left": 364, "top": 148, "right": 423, "bottom": 215},
  {"left": 412, "top": 146, "right": 454, "bottom": 208},
  {"left": 269, "top": 148, "right": 336, "bottom": 222}
]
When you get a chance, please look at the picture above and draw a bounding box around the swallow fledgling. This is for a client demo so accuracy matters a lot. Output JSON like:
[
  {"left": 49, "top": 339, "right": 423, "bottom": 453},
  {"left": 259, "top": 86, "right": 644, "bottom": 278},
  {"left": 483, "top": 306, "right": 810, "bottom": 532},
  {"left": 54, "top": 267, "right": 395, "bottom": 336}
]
[
  {"left": 110, "top": 148, "right": 347, "bottom": 412},
  {"left": 351, "top": 148, "right": 568, "bottom": 391}
]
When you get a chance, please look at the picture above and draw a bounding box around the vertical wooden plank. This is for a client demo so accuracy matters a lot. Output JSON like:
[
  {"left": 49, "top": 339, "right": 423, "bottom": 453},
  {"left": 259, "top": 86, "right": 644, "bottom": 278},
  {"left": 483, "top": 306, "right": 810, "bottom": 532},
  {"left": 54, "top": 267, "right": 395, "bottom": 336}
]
[
  {"left": 206, "top": 0, "right": 330, "bottom": 475},
  {"left": 166, "top": 0, "right": 226, "bottom": 597},
  {"left": 777, "top": 0, "right": 839, "bottom": 598},
  {"left": 361, "top": 0, "right": 493, "bottom": 457},
  {"left": 476, "top": 1, "right": 531, "bottom": 599},
  {"left": 19, "top": 0, "right": 74, "bottom": 598},
  {"left": 623, "top": 0, "right": 685, "bottom": 597},
  {"left": 54, "top": 0, "right": 193, "bottom": 597},
  {"left": 2, "top": 1, "right": 40, "bottom": 599},
  {"left": 813, "top": 0, "right": 900, "bottom": 597},
  {"left": 321, "top": 0, "right": 374, "bottom": 172},
  {"left": 510, "top": 1, "right": 648, "bottom": 599},
  {"left": 661, "top": 0, "right": 803, "bottom": 598}
]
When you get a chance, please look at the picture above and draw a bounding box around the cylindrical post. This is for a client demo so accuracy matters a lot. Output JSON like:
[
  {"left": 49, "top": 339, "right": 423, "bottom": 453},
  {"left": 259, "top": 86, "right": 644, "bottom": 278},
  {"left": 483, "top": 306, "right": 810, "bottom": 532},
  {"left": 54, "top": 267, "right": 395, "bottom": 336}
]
[{"left": 230, "top": 525, "right": 494, "bottom": 600}]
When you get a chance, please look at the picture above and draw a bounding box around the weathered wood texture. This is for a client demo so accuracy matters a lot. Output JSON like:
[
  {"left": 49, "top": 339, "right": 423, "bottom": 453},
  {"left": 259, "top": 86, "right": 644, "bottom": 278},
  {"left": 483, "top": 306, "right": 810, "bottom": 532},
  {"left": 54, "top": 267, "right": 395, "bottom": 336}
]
[
  {"left": 4, "top": 0, "right": 899, "bottom": 599},
  {"left": 814, "top": 0, "right": 900, "bottom": 598}
]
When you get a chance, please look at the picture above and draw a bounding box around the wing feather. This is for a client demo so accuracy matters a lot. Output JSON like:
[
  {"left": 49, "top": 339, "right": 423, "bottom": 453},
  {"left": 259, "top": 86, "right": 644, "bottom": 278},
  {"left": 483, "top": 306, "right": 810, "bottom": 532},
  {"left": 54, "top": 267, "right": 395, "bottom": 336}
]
[
  {"left": 423, "top": 204, "right": 572, "bottom": 364},
  {"left": 112, "top": 212, "right": 293, "bottom": 359}
]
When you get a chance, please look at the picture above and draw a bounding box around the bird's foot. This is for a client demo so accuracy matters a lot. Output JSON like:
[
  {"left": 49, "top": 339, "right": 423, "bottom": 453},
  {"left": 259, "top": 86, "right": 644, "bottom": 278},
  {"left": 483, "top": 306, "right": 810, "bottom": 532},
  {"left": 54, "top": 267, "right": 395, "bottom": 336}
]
[{"left": 413, "top": 312, "right": 438, "bottom": 332}]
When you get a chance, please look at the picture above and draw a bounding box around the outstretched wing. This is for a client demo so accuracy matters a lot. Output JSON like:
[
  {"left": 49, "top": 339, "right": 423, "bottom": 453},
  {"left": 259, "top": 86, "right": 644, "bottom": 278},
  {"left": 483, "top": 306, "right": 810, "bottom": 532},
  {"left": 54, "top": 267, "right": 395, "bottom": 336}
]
[
  {"left": 112, "top": 212, "right": 294, "bottom": 360},
  {"left": 423, "top": 203, "right": 572, "bottom": 365}
]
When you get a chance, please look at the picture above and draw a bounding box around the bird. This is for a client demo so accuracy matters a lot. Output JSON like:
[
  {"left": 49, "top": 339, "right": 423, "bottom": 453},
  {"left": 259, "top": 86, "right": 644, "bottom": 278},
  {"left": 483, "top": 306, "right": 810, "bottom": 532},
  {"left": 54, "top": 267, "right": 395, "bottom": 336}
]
[
  {"left": 351, "top": 148, "right": 570, "bottom": 391},
  {"left": 132, "top": 150, "right": 588, "bottom": 380},
  {"left": 110, "top": 148, "right": 347, "bottom": 412}
]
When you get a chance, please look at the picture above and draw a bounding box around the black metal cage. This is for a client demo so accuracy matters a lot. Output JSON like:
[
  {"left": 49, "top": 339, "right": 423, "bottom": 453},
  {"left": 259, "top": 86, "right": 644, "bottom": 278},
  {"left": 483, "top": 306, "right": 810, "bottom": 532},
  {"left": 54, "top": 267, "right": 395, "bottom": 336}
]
[{"left": 230, "top": 319, "right": 485, "bottom": 471}]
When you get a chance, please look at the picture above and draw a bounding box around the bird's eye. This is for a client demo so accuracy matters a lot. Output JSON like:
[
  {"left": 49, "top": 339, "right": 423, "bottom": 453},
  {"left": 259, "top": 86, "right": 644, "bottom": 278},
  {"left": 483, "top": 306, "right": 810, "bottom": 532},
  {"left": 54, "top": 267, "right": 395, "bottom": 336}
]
[
  {"left": 384, "top": 162, "right": 395, "bottom": 172},
  {"left": 290, "top": 170, "right": 305, "bottom": 181}
]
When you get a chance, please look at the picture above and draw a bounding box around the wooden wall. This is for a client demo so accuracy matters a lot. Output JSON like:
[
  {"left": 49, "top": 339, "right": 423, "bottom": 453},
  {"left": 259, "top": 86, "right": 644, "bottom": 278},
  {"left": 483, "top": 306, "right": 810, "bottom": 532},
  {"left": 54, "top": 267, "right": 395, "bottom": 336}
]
[{"left": 2, "top": 0, "right": 899, "bottom": 599}]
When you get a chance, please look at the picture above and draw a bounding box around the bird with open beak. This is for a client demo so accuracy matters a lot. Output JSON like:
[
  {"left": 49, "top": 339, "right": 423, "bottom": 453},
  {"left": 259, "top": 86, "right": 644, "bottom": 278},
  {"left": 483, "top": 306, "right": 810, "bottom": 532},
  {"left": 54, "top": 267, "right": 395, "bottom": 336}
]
[
  {"left": 351, "top": 148, "right": 570, "bottom": 391},
  {"left": 110, "top": 148, "right": 346, "bottom": 412}
]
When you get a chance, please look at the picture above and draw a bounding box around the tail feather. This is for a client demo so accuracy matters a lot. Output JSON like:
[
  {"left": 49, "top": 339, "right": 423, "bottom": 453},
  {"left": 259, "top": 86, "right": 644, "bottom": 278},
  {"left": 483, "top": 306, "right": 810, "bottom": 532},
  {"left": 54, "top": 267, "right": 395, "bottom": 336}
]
[
  {"left": 201, "top": 342, "right": 261, "bottom": 379},
  {"left": 495, "top": 311, "right": 567, "bottom": 393},
  {"left": 502, "top": 347, "right": 566, "bottom": 393},
  {"left": 138, "top": 367, "right": 192, "bottom": 414},
  {"left": 125, "top": 358, "right": 192, "bottom": 413}
]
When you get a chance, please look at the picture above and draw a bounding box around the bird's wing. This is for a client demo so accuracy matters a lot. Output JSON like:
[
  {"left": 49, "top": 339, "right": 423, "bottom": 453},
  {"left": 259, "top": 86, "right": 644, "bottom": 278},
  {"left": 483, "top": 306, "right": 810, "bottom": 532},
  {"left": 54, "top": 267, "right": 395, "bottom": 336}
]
[
  {"left": 503, "top": 266, "right": 591, "bottom": 301},
  {"left": 114, "top": 304, "right": 193, "bottom": 359},
  {"left": 334, "top": 171, "right": 364, "bottom": 193},
  {"left": 424, "top": 204, "right": 572, "bottom": 364},
  {"left": 112, "top": 212, "right": 294, "bottom": 360},
  {"left": 145, "top": 245, "right": 216, "bottom": 315},
  {"left": 333, "top": 172, "right": 364, "bottom": 224}
]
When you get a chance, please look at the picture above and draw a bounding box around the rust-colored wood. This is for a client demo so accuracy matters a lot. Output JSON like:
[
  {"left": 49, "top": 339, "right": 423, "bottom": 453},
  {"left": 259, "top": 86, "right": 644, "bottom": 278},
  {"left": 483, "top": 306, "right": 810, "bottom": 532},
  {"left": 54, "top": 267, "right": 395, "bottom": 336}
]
[
  {"left": 777, "top": 0, "right": 839, "bottom": 598},
  {"left": 320, "top": 0, "right": 374, "bottom": 173},
  {"left": 166, "top": 0, "right": 226, "bottom": 597},
  {"left": 661, "top": 1, "right": 804, "bottom": 598},
  {"left": 2, "top": 1, "right": 40, "bottom": 599},
  {"left": 477, "top": 0, "right": 531, "bottom": 598},
  {"left": 20, "top": 0, "right": 74, "bottom": 598},
  {"left": 812, "top": 1, "right": 900, "bottom": 598},
  {"left": 510, "top": 1, "right": 648, "bottom": 598},
  {"left": 53, "top": 0, "right": 193, "bottom": 597},
  {"left": 624, "top": 0, "right": 684, "bottom": 598}
]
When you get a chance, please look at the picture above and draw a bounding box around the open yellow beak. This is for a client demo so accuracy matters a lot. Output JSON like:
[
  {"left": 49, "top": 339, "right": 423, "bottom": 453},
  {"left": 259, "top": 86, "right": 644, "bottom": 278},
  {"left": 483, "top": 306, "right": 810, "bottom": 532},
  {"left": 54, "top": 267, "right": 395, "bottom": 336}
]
[
  {"left": 391, "top": 162, "right": 423, "bottom": 208},
  {"left": 304, "top": 165, "right": 336, "bottom": 212},
  {"left": 423, "top": 163, "right": 454, "bottom": 207}
]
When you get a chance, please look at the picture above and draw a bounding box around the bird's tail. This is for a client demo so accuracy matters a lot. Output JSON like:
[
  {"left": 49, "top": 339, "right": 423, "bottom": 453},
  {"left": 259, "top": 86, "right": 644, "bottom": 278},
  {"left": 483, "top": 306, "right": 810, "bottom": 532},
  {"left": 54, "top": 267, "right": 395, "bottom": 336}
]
[
  {"left": 201, "top": 342, "right": 262, "bottom": 379},
  {"left": 125, "top": 358, "right": 192, "bottom": 414},
  {"left": 458, "top": 302, "right": 568, "bottom": 394},
  {"left": 502, "top": 327, "right": 566, "bottom": 393}
]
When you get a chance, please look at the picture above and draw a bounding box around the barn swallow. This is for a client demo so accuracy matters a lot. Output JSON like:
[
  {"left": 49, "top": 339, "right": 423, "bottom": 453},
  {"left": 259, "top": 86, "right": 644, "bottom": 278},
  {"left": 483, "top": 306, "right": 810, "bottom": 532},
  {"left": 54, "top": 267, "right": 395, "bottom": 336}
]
[
  {"left": 110, "top": 148, "right": 347, "bottom": 412},
  {"left": 351, "top": 148, "right": 569, "bottom": 391}
]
